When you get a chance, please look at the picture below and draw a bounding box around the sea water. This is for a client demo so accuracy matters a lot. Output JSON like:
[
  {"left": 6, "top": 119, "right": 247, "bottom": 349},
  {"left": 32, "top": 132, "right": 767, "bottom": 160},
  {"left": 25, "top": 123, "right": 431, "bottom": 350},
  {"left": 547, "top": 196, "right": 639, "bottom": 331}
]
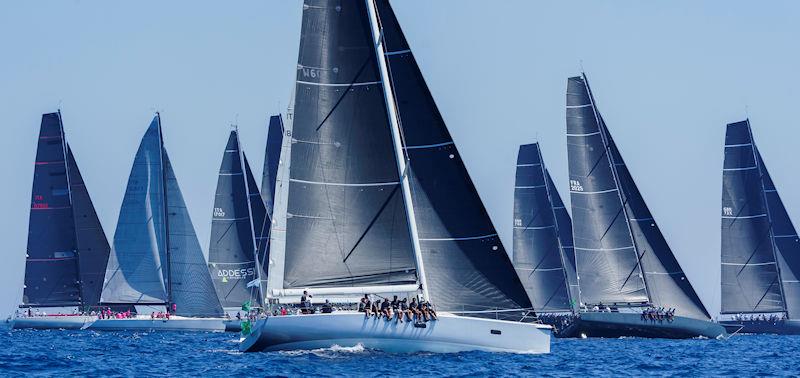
[{"left": 0, "top": 328, "right": 797, "bottom": 376}]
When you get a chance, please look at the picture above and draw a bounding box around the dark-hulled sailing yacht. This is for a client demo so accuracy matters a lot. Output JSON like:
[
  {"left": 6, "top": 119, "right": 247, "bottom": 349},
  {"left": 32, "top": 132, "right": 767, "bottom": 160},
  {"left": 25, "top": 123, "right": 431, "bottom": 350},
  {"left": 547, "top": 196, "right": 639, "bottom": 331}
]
[
  {"left": 565, "top": 74, "right": 725, "bottom": 338},
  {"left": 13, "top": 112, "right": 111, "bottom": 330},
  {"left": 208, "top": 129, "right": 269, "bottom": 322},
  {"left": 96, "top": 114, "right": 225, "bottom": 331},
  {"left": 239, "top": 0, "right": 550, "bottom": 354},
  {"left": 512, "top": 143, "right": 578, "bottom": 333},
  {"left": 719, "top": 119, "right": 800, "bottom": 334}
]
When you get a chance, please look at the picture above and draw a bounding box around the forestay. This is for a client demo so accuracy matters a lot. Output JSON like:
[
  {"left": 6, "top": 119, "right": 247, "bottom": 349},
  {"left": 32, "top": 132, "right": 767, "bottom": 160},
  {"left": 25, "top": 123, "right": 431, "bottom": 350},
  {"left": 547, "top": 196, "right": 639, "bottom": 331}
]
[
  {"left": 375, "top": 0, "right": 532, "bottom": 313},
  {"left": 720, "top": 120, "right": 784, "bottom": 314},
  {"left": 512, "top": 143, "right": 573, "bottom": 312}
]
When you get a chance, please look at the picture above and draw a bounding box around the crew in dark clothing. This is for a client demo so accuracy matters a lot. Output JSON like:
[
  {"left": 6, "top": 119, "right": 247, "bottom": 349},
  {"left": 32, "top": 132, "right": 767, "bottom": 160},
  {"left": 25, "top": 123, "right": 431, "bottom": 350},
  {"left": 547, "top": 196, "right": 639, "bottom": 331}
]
[
  {"left": 381, "top": 298, "right": 392, "bottom": 320},
  {"left": 373, "top": 299, "right": 382, "bottom": 317},
  {"left": 399, "top": 298, "right": 411, "bottom": 322},
  {"left": 425, "top": 301, "right": 437, "bottom": 320},
  {"left": 409, "top": 298, "right": 421, "bottom": 322},
  {"left": 300, "top": 290, "right": 313, "bottom": 314},
  {"left": 359, "top": 295, "right": 372, "bottom": 318},
  {"left": 391, "top": 296, "right": 402, "bottom": 322},
  {"left": 321, "top": 300, "right": 333, "bottom": 314}
]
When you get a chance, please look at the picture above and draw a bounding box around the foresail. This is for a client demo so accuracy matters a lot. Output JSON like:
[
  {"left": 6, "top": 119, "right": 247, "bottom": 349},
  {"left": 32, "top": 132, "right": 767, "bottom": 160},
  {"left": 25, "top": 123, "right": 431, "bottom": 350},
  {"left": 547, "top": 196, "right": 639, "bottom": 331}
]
[
  {"left": 757, "top": 148, "right": 800, "bottom": 318},
  {"left": 604, "top": 125, "right": 710, "bottom": 320},
  {"left": 261, "top": 114, "right": 284, "bottom": 217},
  {"left": 67, "top": 146, "right": 111, "bottom": 308},
  {"left": 721, "top": 120, "right": 783, "bottom": 314},
  {"left": 376, "top": 0, "right": 531, "bottom": 313},
  {"left": 512, "top": 144, "right": 572, "bottom": 312},
  {"left": 208, "top": 132, "right": 261, "bottom": 308},
  {"left": 245, "top": 155, "right": 270, "bottom": 289},
  {"left": 24, "top": 112, "right": 82, "bottom": 307},
  {"left": 566, "top": 75, "right": 648, "bottom": 306},
  {"left": 545, "top": 170, "right": 579, "bottom": 308},
  {"left": 282, "top": 0, "right": 417, "bottom": 289},
  {"left": 101, "top": 118, "right": 168, "bottom": 305}
]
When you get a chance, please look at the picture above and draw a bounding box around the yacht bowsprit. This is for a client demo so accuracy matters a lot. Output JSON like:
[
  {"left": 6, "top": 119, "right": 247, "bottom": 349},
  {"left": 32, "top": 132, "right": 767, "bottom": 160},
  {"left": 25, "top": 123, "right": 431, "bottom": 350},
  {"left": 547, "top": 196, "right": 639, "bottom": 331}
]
[
  {"left": 93, "top": 114, "right": 226, "bottom": 332},
  {"left": 238, "top": 0, "right": 551, "bottom": 354},
  {"left": 565, "top": 74, "right": 725, "bottom": 339},
  {"left": 719, "top": 119, "right": 800, "bottom": 334},
  {"left": 13, "top": 111, "right": 111, "bottom": 330}
]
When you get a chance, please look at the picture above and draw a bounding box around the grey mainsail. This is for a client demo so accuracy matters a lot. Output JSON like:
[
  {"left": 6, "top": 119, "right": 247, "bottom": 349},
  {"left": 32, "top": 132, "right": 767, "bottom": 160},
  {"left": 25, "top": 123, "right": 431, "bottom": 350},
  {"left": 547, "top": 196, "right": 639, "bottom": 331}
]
[
  {"left": 566, "top": 75, "right": 648, "bottom": 305},
  {"left": 24, "top": 112, "right": 110, "bottom": 308},
  {"left": 102, "top": 115, "right": 222, "bottom": 316},
  {"left": 261, "top": 115, "right": 284, "bottom": 218},
  {"left": 375, "top": 0, "right": 532, "bottom": 313},
  {"left": 512, "top": 143, "right": 572, "bottom": 312},
  {"left": 208, "top": 131, "right": 264, "bottom": 308},
  {"left": 721, "top": 120, "right": 785, "bottom": 314},
  {"left": 757, "top": 148, "right": 800, "bottom": 318},
  {"left": 282, "top": 0, "right": 417, "bottom": 289}
]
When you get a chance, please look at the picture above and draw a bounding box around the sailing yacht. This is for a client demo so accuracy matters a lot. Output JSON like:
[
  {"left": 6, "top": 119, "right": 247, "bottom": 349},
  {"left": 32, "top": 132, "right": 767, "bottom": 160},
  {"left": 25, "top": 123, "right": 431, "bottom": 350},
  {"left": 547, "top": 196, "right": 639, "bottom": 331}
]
[
  {"left": 208, "top": 128, "right": 270, "bottom": 331},
  {"left": 564, "top": 74, "right": 726, "bottom": 339},
  {"left": 91, "top": 114, "right": 226, "bottom": 332},
  {"left": 511, "top": 143, "right": 579, "bottom": 335},
  {"left": 12, "top": 112, "right": 111, "bottom": 330},
  {"left": 239, "top": 0, "right": 551, "bottom": 353},
  {"left": 719, "top": 120, "right": 800, "bottom": 334}
]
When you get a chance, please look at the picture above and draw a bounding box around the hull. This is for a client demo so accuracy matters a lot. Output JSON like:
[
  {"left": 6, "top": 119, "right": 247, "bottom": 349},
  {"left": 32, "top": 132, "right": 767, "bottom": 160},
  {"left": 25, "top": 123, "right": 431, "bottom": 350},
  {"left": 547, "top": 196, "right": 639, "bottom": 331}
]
[
  {"left": 239, "top": 312, "right": 551, "bottom": 354},
  {"left": 720, "top": 319, "right": 800, "bottom": 335},
  {"left": 87, "top": 316, "right": 226, "bottom": 332},
  {"left": 563, "top": 312, "right": 727, "bottom": 339},
  {"left": 224, "top": 319, "right": 243, "bottom": 332},
  {"left": 11, "top": 316, "right": 95, "bottom": 330}
]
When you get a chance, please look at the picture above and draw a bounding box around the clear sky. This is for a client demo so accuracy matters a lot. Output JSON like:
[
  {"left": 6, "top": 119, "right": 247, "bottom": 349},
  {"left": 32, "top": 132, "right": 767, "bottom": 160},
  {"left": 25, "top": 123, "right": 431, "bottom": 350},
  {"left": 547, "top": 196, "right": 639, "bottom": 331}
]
[{"left": 2, "top": 0, "right": 798, "bottom": 318}]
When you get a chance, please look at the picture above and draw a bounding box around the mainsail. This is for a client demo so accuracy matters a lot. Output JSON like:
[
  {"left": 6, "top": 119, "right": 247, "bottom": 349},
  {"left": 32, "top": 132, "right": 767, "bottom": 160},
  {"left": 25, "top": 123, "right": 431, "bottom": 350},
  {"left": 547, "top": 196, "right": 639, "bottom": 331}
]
[
  {"left": 567, "top": 74, "right": 709, "bottom": 319},
  {"left": 721, "top": 120, "right": 786, "bottom": 314},
  {"left": 102, "top": 115, "right": 222, "bottom": 317},
  {"left": 23, "top": 112, "right": 110, "bottom": 308},
  {"left": 208, "top": 130, "right": 265, "bottom": 308},
  {"left": 281, "top": 0, "right": 417, "bottom": 289},
  {"left": 261, "top": 114, "right": 284, "bottom": 218},
  {"left": 512, "top": 143, "right": 573, "bottom": 312},
  {"left": 375, "top": 0, "right": 532, "bottom": 313}
]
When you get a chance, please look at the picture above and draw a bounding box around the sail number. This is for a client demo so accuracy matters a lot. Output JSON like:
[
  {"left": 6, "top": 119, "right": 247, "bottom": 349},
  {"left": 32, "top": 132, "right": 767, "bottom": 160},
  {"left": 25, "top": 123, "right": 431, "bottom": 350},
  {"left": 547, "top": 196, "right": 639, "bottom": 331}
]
[
  {"left": 570, "top": 180, "right": 584, "bottom": 192},
  {"left": 723, "top": 207, "right": 733, "bottom": 216},
  {"left": 213, "top": 207, "right": 226, "bottom": 217}
]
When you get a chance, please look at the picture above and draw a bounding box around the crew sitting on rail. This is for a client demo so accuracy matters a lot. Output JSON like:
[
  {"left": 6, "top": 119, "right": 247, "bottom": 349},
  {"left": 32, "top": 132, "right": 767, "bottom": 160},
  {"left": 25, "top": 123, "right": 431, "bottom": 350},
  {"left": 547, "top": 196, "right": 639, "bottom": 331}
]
[
  {"left": 399, "top": 298, "right": 411, "bottom": 322},
  {"left": 321, "top": 299, "right": 334, "bottom": 314},
  {"left": 381, "top": 298, "right": 392, "bottom": 319},
  {"left": 390, "top": 296, "right": 403, "bottom": 322},
  {"left": 300, "top": 290, "right": 313, "bottom": 314},
  {"left": 359, "top": 295, "right": 372, "bottom": 318},
  {"left": 423, "top": 301, "right": 438, "bottom": 320},
  {"left": 409, "top": 297, "right": 421, "bottom": 321}
]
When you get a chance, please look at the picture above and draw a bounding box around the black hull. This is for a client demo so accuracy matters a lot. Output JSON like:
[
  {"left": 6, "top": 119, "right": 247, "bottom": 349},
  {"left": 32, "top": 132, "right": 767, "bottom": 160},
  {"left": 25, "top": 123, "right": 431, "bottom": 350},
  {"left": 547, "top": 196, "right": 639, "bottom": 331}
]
[
  {"left": 554, "top": 312, "right": 726, "bottom": 339},
  {"left": 720, "top": 320, "right": 800, "bottom": 335}
]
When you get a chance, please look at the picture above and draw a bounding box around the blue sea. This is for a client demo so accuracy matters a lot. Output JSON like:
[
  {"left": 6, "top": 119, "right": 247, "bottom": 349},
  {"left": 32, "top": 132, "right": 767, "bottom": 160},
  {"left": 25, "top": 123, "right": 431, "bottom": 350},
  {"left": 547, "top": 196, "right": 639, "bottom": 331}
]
[{"left": 1, "top": 327, "right": 797, "bottom": 377}]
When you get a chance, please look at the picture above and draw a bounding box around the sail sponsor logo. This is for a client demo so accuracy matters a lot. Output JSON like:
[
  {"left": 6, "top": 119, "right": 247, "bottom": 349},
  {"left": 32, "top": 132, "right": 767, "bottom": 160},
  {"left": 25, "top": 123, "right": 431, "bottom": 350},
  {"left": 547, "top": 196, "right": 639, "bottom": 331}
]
[
  {"left": 213, "top": 207, "right": 226, "bottom": 217},
  {"left": 217, "top": 268, "right": 255, "bottom": 279},
  {"left": 723, "top": 207, "right": 733, "bottom": 216},
  {"left": 570, "top": 180, "right": 584, "bottom": 192}
]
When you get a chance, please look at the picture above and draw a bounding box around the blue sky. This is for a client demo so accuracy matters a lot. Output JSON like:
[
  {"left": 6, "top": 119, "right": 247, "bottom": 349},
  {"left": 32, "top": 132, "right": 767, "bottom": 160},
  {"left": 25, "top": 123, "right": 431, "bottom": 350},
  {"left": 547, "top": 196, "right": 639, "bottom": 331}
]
[{"left": 1, "top": 0, "right": 798, "bottom": 317}]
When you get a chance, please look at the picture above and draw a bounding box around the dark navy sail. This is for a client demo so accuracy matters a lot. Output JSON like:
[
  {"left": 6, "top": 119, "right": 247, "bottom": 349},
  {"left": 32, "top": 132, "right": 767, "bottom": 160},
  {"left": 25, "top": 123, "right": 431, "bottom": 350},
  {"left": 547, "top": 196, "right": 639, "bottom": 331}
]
[
  {"left": 282, "top": 0, "right": 417, "bottom": 289},
  {"left": 261, "top": 114, "right": 284, "bottom": 218},
  {"left": 721, "top": 120, "right": 784, "bottom": 314},
  {"left": 565, "top": 75, "right": 648, "bottom": 305},
  {"left": 24, "top": 113, "right": 81, "bottom": 307},
  {"left": 546, "top": 170, "right": 578, "bottom": 305},
  {"left": 604, "top": 122, "right": 710, "bottom": 319},
  {"left": 512, "top": 143, "right": 572, "bottom": 312},
  {"left": 375, "top": 0, "right": 531, "bottom": 312},
  {"left": 66, "top": 147, "right": 111, "bottom": 308},
  {"left": 757, "top": 148, "right": 800, "bottom": 318},
  {"left": 244, "top": 155, "right": 270, "bottom": 287},
  {"left": 208, "top": 132, "right": 261, "bottom": 308}
]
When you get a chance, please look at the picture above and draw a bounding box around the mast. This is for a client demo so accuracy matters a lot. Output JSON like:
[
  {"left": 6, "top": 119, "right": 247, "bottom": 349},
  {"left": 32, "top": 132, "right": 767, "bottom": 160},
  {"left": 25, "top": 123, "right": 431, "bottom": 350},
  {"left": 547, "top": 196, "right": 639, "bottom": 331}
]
[
  {"left": 236, "top": 126, "right": 264, "bottom": 305},
  {"left": 156, "top": 112, "right": 173, "bottom": 309},
  {"left": 538, "top": 147, "right": 575, "bottom": 311},
  {"left": 580, "top": 73, "right": 651, "bottom": 305},
  {"left": 748, "top": 119, "right": 788, "bottom": 314},
  {"left": 366, "top": 0, "right": 428, "bottom": 300}
]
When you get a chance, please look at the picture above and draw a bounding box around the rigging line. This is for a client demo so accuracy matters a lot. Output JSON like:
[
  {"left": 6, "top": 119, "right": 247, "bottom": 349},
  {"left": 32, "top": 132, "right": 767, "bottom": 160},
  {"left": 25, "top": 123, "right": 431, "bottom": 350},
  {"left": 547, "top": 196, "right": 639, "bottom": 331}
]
[
  {"left": 342, "top": 184, "right": 401, "bottom": 263},
  {"left": 752, "top": 275, "right": 782, "bottom": 312},
  {"left": 620, "top": 247, "right": 648, "bottom": 294},
  {"left": 314, "top": 57, "right": 372, "bottom": 132},
  {"left": 735, "top": 208, "right": 777, "bottom": 277},
  {"left": 540, "top": 275, "right": 570, "bottom": 312}
]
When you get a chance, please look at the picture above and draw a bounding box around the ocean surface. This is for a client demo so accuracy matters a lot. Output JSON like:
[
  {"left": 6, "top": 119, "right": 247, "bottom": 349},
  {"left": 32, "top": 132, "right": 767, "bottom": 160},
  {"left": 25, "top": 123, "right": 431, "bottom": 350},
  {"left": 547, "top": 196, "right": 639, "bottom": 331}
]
[{"left": 1, "top": 325, "right": 798, "bottom": 377}]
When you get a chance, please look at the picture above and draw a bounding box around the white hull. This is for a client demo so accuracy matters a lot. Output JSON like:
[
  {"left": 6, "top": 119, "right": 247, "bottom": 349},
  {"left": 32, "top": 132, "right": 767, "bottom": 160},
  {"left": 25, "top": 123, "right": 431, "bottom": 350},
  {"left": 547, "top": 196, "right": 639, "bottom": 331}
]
[
  {"left": 239, "top": 312, "right": 551, "bottom": 354},
  {"left": 12, "top": 316, "right": 95, "bottom": 330},
  {"left": 12, "top": 316, "right": 226, "bottom": 332}
]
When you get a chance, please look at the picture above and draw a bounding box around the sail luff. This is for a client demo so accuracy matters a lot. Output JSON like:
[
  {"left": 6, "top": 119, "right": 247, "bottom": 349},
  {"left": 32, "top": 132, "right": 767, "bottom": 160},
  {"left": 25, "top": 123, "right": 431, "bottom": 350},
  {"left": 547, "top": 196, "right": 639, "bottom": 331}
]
[
  {"left": 265, "top": 105, "right": 293, "bottom": 297},
  {"left": 367, "top": 0, "right": 427, "bottom": 300},
  {"left": 156, "top": 114, "right": 173, "bottom": 307},
  {"left": 239, "top": 131, "right": 267, "bottom": 305}
]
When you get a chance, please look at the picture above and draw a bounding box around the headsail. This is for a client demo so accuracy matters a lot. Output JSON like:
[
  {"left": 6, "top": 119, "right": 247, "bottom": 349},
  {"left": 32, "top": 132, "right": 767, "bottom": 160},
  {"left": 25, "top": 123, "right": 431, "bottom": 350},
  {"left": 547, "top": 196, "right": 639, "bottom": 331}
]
[
  {"left": 566, "top": 75, "right": 648, "bottom": 306},
  {"left": 208, "top": 131, "right": 264, "bottom": 308},
  {"left": 281, "top": 0, "right": 417, "bottom": 289},
  {"left": 375, "top": 0, "right": 532, "bottom": 313},
  {"left": 512, "top": 143, "right": 573, "bottom": 312},
  {"left": 261, "top": 115, "right": 284, "bottom": 218},
  {"left": 757, "top": 148, "right": 800, "bottom": 319},
  {"left": 721, "top": 120, "right": 785, "bottom": 314},
  {"left": 546, "top": 170, "right": 579, "bottom": 305}
]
